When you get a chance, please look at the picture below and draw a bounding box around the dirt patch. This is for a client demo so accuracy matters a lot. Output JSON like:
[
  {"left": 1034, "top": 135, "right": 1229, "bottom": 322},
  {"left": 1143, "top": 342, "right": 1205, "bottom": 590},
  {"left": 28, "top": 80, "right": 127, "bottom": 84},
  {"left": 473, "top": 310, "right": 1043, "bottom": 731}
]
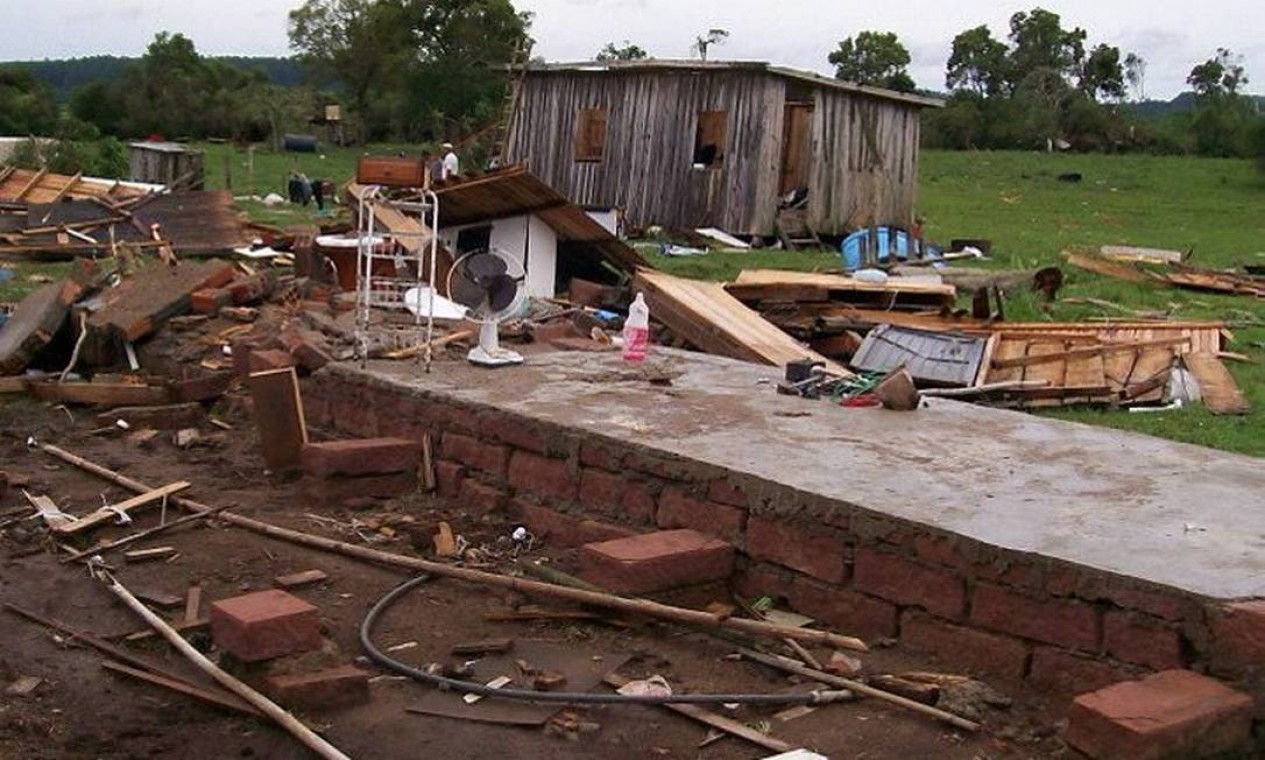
[{"left": 0, "top": 391, "right": 1075, "bottom": 759}]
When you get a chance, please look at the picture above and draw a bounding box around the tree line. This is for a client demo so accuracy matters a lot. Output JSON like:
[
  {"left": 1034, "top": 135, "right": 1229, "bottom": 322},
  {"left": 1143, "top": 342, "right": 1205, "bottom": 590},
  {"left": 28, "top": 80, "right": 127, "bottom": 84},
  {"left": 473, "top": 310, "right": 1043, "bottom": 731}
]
[{"left": 2, "top": 1, "right": 1262, "bottom": 176}]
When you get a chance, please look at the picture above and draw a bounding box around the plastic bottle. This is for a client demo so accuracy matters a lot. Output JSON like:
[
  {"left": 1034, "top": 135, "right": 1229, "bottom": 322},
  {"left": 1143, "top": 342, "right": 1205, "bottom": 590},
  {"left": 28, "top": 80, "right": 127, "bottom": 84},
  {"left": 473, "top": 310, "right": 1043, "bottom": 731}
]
[{"left": 622, "top": 292, "right": 650, "bottom": 362}]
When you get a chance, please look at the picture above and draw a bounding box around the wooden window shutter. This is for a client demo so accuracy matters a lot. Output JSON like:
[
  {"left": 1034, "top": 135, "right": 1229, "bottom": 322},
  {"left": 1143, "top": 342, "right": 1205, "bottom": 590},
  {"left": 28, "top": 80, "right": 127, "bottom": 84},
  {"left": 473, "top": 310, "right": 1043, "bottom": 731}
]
[{"left": 575, "top": 108, "right": 608, "bottom": 162}]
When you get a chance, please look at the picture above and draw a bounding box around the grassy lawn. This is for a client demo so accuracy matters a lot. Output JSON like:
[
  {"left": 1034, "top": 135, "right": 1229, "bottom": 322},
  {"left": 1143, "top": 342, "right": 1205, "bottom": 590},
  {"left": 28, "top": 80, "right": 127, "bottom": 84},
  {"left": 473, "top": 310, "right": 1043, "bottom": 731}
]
[{"left": 3, "top": 147, "right": 1262, "bottom": 455}]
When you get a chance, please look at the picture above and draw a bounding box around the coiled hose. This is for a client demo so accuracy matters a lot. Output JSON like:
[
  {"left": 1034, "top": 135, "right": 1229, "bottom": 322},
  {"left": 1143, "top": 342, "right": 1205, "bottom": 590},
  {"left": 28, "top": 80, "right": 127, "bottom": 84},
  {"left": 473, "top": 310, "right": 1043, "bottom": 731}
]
[{"left": 359, "top": 574, "right": 852, "bottom": 706}]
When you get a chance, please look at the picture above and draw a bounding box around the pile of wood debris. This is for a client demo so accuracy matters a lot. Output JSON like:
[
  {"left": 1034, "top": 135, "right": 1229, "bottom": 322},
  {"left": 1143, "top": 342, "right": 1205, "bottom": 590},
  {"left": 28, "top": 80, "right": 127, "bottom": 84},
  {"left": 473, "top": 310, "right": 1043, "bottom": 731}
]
[{"left": 634, "top": 266, "right": 1250, "bottom": 415}]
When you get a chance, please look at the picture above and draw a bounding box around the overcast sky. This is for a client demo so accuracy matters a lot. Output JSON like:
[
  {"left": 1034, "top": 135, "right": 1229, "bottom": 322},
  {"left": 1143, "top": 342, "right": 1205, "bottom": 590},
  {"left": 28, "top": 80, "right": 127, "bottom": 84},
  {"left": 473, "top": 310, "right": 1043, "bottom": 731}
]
[{"left": 1, "top": 0, "right": 1260, "bottom": 100}]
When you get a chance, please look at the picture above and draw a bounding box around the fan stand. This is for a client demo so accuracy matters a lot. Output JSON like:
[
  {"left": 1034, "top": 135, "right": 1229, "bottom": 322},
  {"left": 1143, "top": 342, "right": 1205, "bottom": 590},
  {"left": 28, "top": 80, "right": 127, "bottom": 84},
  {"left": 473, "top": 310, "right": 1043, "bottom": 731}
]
[{"left": 469, "top": 320, "right": 523, "bottom": 367}]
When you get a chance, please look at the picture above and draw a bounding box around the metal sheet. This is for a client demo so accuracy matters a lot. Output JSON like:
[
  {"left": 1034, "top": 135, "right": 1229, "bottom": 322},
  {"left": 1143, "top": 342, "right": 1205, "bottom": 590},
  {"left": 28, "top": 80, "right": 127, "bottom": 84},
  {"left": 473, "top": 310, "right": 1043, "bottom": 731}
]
[{"left": 851, "top": 324, "right": 987, "bottom": 387}]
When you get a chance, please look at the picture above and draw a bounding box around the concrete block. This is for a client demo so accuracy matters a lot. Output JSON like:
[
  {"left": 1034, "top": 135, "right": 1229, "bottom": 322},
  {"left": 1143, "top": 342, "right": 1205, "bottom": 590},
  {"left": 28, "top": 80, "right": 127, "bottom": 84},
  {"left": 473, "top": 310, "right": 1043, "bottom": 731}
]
[
  {"left": 264, "top": 665, "right": 369, "bottom": 711},
  {"left": 1066, "top": 670, "right": 1254, "bottom": 760},
  {"left": 579, "top": 529, "right": 734, "bottom": 595},
  {"left": 301, "top": 437, "right": 421, "bottom": 478},
  {"left": 210, "top": 589, "right": 321, "bottom": 662}
]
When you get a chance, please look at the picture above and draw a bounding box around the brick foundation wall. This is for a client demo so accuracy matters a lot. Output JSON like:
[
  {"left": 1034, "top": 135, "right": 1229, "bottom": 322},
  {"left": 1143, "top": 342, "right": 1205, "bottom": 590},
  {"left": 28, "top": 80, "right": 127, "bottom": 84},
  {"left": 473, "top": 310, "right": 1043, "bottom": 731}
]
[{"left": 306, "top": 368, "right": 1262, "bottom": 704}]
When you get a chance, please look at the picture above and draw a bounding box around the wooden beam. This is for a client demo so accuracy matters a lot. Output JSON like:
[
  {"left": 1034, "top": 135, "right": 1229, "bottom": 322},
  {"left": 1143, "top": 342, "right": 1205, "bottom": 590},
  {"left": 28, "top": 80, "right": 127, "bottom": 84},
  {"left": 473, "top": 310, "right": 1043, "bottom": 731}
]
[
  {"left": 50, "top": 172, "right": 83, "bottom": 203},
  {"left": 246, "top": 369, "right": 308, "bottom": 472},
  {"left": 13, "top": 167, "right": 48, "bottom": 201},
  {"left": 991, "top": 337, "right": 1191, "bottom": 370},
  {"left": 53, "top": 481, "right": 191, "bottom": 535}
]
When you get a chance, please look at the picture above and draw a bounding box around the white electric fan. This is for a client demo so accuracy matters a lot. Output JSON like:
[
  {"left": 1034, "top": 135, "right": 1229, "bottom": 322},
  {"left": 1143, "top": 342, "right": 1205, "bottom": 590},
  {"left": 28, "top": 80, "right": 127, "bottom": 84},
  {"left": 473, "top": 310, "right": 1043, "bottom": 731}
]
[{"left": 446, "top": 248, "right": 527, "bottom": 366}]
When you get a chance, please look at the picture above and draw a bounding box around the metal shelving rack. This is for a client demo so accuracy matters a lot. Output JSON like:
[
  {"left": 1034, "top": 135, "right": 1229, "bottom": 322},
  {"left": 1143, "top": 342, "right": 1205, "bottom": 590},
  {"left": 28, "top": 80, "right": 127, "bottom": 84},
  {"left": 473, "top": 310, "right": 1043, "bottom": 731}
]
[{"left": 353, "top": 186, "right": 441, "bottom": 371}]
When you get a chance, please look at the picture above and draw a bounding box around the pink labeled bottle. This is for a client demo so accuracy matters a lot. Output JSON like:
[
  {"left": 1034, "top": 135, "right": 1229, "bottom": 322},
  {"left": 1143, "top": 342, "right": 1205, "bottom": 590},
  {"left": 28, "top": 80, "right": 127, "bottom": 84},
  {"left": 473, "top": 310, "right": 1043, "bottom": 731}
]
[{"left": 622, "top": 292, "right": 650, "bottom": 362}]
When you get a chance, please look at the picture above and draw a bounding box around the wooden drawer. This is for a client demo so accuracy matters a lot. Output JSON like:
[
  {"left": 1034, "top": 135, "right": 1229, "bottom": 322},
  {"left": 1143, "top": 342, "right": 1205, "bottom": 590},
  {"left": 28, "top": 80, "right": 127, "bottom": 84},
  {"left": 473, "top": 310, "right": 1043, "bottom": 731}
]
[{"left": 356, "top": 156, "right": 426, "bottom": 188}]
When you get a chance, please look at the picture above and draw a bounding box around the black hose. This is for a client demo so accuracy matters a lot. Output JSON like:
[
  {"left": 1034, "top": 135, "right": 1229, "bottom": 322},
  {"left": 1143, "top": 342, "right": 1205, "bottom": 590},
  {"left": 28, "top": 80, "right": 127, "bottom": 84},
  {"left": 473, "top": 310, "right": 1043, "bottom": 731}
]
[{"left": 359, "top": 574, "right": 852, "bottom": 706}]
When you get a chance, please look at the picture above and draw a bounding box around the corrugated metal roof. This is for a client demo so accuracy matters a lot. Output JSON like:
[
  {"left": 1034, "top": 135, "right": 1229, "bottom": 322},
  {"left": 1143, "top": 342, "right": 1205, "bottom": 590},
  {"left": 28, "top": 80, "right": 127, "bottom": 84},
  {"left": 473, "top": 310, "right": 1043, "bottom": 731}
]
[
  {"left": 851, "top": 324, "right": 987, "bottom": 387},
  {"left": 431, "top": 164, "right": 646, "bottom": 272},
  {"left": 524, "top": 60, "right": 944, "bottom": 109}
]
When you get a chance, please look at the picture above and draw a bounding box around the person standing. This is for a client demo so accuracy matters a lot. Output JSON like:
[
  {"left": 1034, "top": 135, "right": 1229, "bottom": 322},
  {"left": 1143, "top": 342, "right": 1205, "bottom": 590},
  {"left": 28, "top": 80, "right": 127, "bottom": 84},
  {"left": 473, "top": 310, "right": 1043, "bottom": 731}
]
[{"left": 441, "top": 142, "right": 460, "bottom": 180}]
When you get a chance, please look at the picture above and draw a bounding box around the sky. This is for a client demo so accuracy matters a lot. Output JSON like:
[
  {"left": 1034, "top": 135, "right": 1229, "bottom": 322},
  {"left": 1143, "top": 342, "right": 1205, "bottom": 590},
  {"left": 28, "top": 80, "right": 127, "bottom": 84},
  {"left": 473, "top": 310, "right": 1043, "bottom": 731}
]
[{"left": 1, "top": 0, "right": 1260, "bottom": 100}]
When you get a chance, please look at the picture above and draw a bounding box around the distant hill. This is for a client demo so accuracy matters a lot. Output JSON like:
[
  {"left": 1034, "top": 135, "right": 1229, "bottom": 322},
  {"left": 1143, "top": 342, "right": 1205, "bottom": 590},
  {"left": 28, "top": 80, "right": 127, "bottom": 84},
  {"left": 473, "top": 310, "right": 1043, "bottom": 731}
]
[
  {"left": 0, "top": 56, "right": 306, "bottom": 100},
  {"left": 1127, "top": 92, "right": 1265, "bottom": 119}
]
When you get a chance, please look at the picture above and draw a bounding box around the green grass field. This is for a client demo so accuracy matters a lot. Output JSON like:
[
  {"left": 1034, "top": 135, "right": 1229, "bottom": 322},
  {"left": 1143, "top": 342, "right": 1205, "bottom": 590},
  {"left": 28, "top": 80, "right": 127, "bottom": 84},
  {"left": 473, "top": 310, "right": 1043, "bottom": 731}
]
[{"left": 3, "top": 147, "right": 1262, "bottom": 454}]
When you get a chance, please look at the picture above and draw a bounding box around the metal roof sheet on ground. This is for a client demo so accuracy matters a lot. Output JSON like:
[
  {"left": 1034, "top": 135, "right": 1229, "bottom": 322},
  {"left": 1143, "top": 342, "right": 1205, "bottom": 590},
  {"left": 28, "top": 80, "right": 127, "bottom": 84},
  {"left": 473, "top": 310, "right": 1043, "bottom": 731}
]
[
  {"left": 128, "top": 141, "right": 202, "bottom": 155},
  {"left": 430, "top": 164, "right": 646, "bottom": 273},
  {"left": 0, "top": 165, "right": 158, "bottom": 204},
  {"left": 131, "top": 191, "right": 248, "bottom": 253},
  {"left": 851, "top": 323, "right": 987, "bottom": 386}
]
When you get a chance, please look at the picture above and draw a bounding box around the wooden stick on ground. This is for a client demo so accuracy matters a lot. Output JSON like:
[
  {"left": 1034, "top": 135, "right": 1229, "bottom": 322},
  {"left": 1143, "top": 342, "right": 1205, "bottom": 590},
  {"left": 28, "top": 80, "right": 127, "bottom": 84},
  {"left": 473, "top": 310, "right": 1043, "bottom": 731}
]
[
  {"left": 738, "top": 648, "right": 980, "bottom": 732},
  {"left": 43, "top": 444, "right": 869, "bottom": 653},
  {"left": 101, "top": 661, "right": 263, "bottom": 717},
  {"left": 60, "top": 502, "right": 235, "bottom": 563},
  {"left": 102, "top": 574, "right": 351, "bottom": 760},
  {"left": 602, "top": 673, "right": 795, "bottom": 753}
]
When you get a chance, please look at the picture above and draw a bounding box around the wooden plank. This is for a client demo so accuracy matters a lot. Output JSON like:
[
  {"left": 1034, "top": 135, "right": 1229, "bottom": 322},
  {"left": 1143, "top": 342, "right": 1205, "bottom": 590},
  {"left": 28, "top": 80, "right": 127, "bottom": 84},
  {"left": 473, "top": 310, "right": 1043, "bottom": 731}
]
[
  {"left": 1063, "top": 251, "right": 1152, "bottom": 283},
  {"left": 991, "top": 337, "right": 1191, "bottom": 369},
  {"left": 634, "top": 269, "right": 851, "bottom": 375},
  {"left": 101, "top": 661, "right": 263, "bottom": 717},
  {"left": 27, "top": 379, "right": 172, "bottom": 407},
  {"left": 50, "top": 172, "right": 83, "bottom": 203},
  {"left": 13, "top": 167, "right": 48, "bottom": 202},
  {"left": 602, "top": 673, "right": 795, "bottom": 753},
  {"left": 732, "top": 269, "right": 956, "bottom": 296},
  {"left": 24, "top": 491, "right": 74, "bottom": 529},
  {"left": 1099, "top": 245, "right": 1185, "bottom": 265},
  {"left": 54, "top": 481, "right": 191, "bottom": 535},
  {"left": 184, "top": 585, "right": 203, "bottom": 624},
  {"left": 246, "top": 368, "right": 308, "bottom": 472},
  {"left": 1184, "top": 353, "right": 1250, "bottom": 415}
]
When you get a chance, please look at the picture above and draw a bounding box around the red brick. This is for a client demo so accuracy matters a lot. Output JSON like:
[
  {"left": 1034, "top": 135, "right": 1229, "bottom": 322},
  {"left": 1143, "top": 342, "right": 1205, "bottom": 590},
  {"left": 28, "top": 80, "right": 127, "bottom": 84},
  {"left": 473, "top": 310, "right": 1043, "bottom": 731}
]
[
  {"left": 900, "top": 611, "right": 1029, "bottom": 680},
  {"left": 264, "top": 665, "right": 369, "bottom": 711},
  {"left": 483, "top": 416, "right": 547, "bottom": 453},
  {"left": 1028, "top": 648, "right": 1137, "bottom": 696},
  {"left": 656, "top": 487, "right": 744, "bottom": 543},
  {"left": 442, "top": 433, "right": 509, "bottom": 480},
  {"left": 1103, "top": 611, "right": 1184, "bottom": 671},
  {"left": 301, "top": 438, "right": 421, "bottom": 478},
  {"left": 1066, "top": 670, "right": 1254, "bottom": 760},
  {"left": 249, "top": 349, "right": 296, "bottom": 373},
  {"left": 746, "top": 516, "right": 847, "bottom": 584},
  {"left": 507, "top": 451, "right": 576, "bottom": 502},
  {"left": 971, "top": 583, "right": 1099, "bottom": 651},
  {"left": 191, "top": 288, "right": 232, "bottom": 314},
  {"left": 788, "top": 576, "right": 898, "bottom": 641},
  {"left": 732, "top": 563, "right": 792, "bottom": 604},
  {"left": 579, "top": 441, "right": 622, "bottom": 471},
  {"left": 578, "top": 468, "right": 656, "bottom": 524},
  {"left": 459, "top": 478, "right": 506, "bottom": 515},
  {"left": 436, "top": 460, "right": 465, "bottom": 498},
  {"left": 1208, "top": 600, "right": 1265, "bottom": 677},
  {"left": 210, "top": 589, "right": 321, "bottom": 662},
  {"left": 911, "top": 534, "right": 970, "bottom": 572},
  {"left": 624, "top": 452, "right": 698, "bottom": 482},
  {"left": 855, "top": 547, "right": 966, "bottom": 620},
  {"left": 509, "top": 501, "right": 636, "bottom": 549},
  {"left": 300, "top": 471, "right": 416, "bottom": 506},
  {"left": 579, "top": 529, "right": 734, "bottom": 595},
  {"left": 415, "top": 400, "right": 477, "bottom": 435},
  {"left": 280, "top": 328, "right": 332, "bottom": 372},
  {"left": 229, "top": 272, "right": 276, "bottom": 305},
  {"left": 1103, "top": 586, "right": 1185, "bottom": 623},
  {"left": 707, "top": 479, "right": 749, "bottom": 508}
]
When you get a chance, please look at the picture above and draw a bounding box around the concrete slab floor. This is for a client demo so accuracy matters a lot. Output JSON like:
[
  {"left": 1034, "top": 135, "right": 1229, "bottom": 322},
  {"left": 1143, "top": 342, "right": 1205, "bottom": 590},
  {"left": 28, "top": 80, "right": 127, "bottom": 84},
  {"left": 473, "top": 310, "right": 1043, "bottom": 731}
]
[{"left": 350, "top": 347, "right": 1265, "bottom": 601}]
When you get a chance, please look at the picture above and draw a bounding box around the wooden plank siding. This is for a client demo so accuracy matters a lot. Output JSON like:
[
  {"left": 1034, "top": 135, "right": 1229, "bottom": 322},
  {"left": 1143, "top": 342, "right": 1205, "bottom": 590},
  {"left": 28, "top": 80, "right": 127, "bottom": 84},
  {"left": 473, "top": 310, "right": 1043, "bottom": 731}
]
[
  {"left": 507, "top": 66, "right": 928, "bottom": 238},
  {"left": 807, "top": 88, "right": 921, "bottom": 232},
  {"left": 507, "top": 69, "right": 784, "bottom": 236}
]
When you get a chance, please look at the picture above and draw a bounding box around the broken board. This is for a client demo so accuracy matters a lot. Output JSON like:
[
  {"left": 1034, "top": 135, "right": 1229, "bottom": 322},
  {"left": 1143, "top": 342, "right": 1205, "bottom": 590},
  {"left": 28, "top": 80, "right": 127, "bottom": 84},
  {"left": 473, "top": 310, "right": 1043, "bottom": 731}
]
[
  {"left": 405, "top": 641, "right": 629, "bottom": 726},
  {"left": 246, "top": 367, "right": 308, "bottom": 472},
  {"left": 633, "top": 269, "right": 851, "bottom": 376},
  {"left": 0, "top": 279, "right": 82, "bottom": 374},
  {"left": 87, "top": 259, "right": 237, "bottom": 344}
]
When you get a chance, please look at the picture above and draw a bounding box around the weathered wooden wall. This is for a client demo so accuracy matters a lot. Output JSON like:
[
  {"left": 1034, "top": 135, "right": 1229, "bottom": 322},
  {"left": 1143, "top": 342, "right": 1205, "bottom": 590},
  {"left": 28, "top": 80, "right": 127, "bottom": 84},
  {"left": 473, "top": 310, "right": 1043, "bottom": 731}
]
[
  {"left": 507, "top": 68, "right": 924, "bottom": 237},
  {"left": 507, "top": 69, "right": 785, "bottom": 236},
  {"left": 128, "top": 148, "right": 204, "bottom": 190},
  {"left": 806, "top": 88, "right": 921, "bottom": 232}
]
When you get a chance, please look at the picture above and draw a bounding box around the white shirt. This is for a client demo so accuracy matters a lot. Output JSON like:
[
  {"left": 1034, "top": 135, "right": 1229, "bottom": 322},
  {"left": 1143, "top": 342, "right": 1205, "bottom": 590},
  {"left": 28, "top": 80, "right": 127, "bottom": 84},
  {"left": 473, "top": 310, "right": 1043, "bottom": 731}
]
[{"left": 442, "top": 151, "right": 459, "bottom": 179}]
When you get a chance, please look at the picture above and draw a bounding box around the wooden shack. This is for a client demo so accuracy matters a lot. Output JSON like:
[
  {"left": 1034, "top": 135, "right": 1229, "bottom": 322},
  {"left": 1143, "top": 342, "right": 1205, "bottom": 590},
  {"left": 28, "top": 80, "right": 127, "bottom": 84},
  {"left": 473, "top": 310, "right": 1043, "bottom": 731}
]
[
  {"left": 504, "top": 60, "right": 941, "bottom": 240},
  {"left": 128, "top": 142, "right": 204, "bottom": 190}
]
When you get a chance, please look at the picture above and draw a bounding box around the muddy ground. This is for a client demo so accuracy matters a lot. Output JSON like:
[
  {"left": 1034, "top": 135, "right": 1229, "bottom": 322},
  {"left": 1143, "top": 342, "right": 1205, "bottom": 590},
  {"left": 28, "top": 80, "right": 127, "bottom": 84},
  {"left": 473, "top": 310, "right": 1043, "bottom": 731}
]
[{"left": 1, "top": 385, "right": 1077, "bottom": 759}]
